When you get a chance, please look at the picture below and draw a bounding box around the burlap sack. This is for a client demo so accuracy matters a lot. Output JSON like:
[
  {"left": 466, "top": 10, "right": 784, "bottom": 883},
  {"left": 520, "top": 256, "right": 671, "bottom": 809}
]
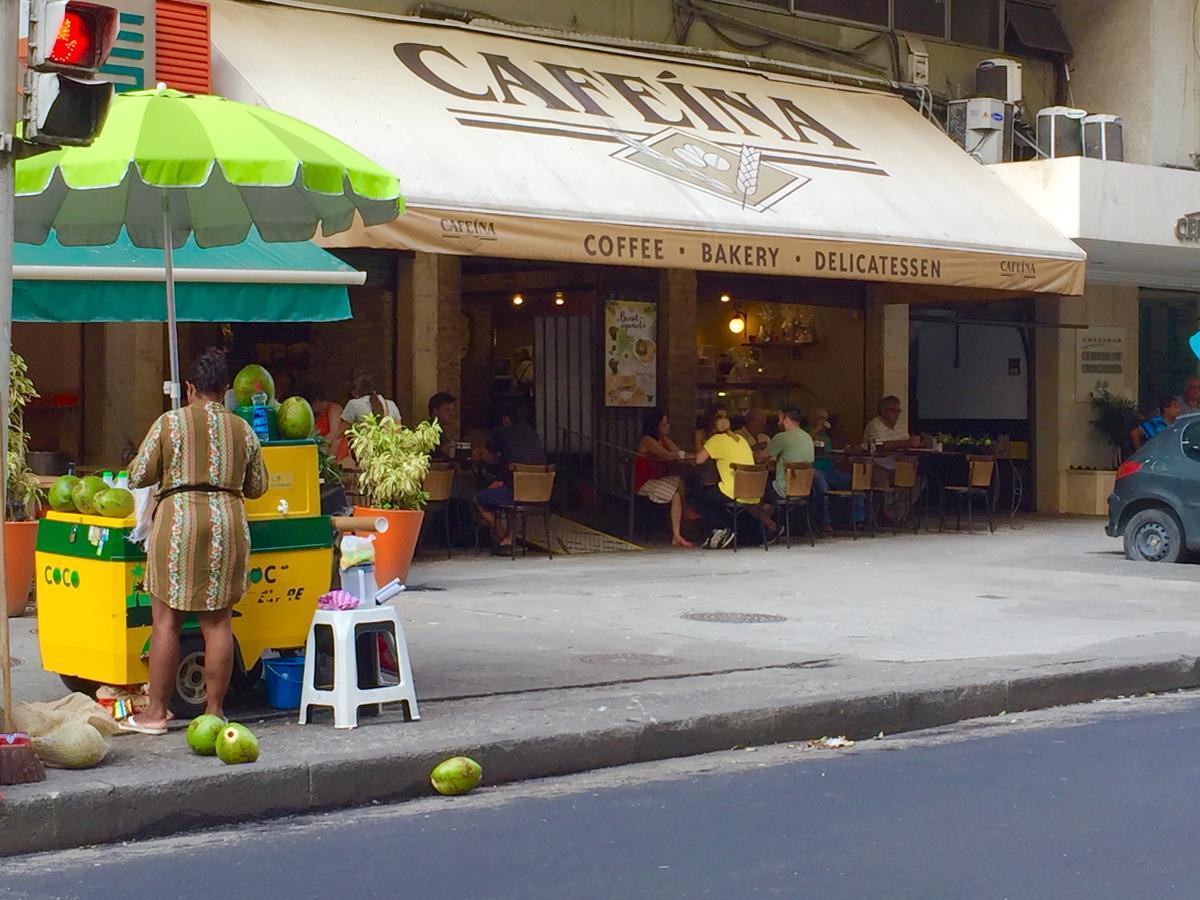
[{"left": 12, "top": 692, "right": 119, "bottom": 769}]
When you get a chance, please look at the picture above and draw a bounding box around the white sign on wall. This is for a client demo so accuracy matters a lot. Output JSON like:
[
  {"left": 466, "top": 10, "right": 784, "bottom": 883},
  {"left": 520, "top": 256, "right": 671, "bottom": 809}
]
[{"left": 1075, "top": 327, "right": 1128, "bottom": 401}]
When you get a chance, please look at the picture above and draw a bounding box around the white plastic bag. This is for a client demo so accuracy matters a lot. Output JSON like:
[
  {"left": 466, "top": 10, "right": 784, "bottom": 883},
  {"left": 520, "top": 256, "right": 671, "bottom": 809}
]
[
  {"left": 339, "top": 534, "right": 376, "bottom": 571},
  {"left": 129, "top": 485, "right": 157, "bottom": 547}
]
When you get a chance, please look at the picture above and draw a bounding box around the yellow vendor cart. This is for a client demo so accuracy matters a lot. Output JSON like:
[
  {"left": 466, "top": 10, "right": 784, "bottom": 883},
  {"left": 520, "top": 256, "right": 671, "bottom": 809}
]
[{"left": 35, "top": 439, "right": 334, "bottom": 717}]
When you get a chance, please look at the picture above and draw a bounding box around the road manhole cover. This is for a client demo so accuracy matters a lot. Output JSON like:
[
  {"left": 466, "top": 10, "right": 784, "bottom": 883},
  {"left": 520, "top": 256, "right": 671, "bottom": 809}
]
[
  {"left": 681, "top": 612, "right": 788, "bottom": 624},
  {"left": 577, "top": 653, "right": 680, "bottom": 665}
]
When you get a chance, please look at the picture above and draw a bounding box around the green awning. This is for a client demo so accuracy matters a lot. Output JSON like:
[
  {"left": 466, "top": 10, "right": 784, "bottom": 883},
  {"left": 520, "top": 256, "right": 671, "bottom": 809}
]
[{"left": 14, "top": 229, "right": 362, "bottom": 323}]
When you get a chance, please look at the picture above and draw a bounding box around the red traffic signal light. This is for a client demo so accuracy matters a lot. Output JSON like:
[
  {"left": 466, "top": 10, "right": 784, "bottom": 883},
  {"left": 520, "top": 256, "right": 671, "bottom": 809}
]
[
  {"left": 49, "top": 11, "right": 96, "bottom": 68},
  {"left": 28, "top": 0, "right": 118, "bottom": 74},
  {"left": 24, "top": 0, "right": 120, "bottom": 145}
]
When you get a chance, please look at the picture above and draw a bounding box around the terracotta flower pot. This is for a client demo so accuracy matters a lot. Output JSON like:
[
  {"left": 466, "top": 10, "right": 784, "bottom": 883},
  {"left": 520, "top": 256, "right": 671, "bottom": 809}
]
[
  {"left": 353, "top": 506, "right": 425, "bottom": 587},
  {"left": 5, "top": 520, "right": 39, "bottom": 618}
]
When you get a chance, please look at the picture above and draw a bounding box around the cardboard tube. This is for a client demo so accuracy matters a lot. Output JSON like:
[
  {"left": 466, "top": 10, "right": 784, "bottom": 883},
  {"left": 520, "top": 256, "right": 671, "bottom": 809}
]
[{"left": 331, "top": 516, "right": 389, "bottom": 533}]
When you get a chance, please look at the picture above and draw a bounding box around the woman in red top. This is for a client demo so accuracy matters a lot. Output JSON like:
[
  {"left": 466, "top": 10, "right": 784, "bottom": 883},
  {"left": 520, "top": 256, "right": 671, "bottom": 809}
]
[
  {"left": 636, "top": 409, "right": 693, "bottom": 547},
  {"left": 304, "top": 385, "right": 348, "bottom": 462}
]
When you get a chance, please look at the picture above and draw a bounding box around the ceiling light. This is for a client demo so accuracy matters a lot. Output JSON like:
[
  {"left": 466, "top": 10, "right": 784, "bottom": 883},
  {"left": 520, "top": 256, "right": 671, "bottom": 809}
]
[
  {"left": 728, "top": 311, "right": 746, "bottom": 335},
  {"left": 554, "top": 291, "right": 565, "bottom": 306},
  {"left": 719, "top": 293, "right": 731, "bottom": 303},
  {"left": 512, "top": 293, "right": 524, "bottom": 307}
]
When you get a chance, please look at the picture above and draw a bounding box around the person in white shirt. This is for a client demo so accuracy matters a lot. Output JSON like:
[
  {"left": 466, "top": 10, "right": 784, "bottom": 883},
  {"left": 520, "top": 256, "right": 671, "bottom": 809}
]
[
  {"left": 863, "top": 396, "right": 920, "bottom": 491},
  {"left": 341, "top": 371, "right": 401, "bottom": 426}
]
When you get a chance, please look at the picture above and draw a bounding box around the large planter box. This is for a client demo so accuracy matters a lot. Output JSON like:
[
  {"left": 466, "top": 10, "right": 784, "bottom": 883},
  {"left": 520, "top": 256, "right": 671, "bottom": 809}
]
[{"left": 1062, "top": 469, "right": 1117, "bottom": 516}]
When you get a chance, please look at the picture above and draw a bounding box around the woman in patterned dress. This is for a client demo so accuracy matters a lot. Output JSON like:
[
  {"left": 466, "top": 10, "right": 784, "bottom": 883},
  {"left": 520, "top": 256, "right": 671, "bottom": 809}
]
[{"left": 121, "top": 349, "right": 268, "bottom": 734}]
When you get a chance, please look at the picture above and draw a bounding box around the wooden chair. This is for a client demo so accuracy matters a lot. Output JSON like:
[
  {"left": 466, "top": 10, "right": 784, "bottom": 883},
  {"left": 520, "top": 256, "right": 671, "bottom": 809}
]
[
  {"left": 625, "top": 451, "right": 665, "bottom": 543},
  {"left": 940, "top": 455, "right": 996, "bottom": 533},
  {"left": 827, "top": 458, "right": 875, "bottom": 539},
  {"left": 778, "top": 462, "right": 816, "bottom": 548},
  {"left": 419, "top": 463, "right": 455, "bottom": 559},
  {"left": 876, "top": 456, "right": 922, "bottom": 535},
  {"left": 504, "top": 464, "right": 557, "bottom": 559},
  {"left": 723, "top": 463, "right": 771, "bottom": 552}
]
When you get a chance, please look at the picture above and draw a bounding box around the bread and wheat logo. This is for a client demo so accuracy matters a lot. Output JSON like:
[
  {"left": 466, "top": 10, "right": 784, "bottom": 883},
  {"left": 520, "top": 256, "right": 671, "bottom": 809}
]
[{"left": 609, "top": 128, "right": 807, "bottom": 212}]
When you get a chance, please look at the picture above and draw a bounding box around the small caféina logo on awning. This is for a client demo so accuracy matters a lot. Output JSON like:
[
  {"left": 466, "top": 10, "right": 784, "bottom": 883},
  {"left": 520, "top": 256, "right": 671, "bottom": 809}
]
[
  {"left": 1176, "top": 212, "right": 1200, "bottom": 242},
  {"left": 1000, "top": 259, "right": 1037, "bottom": 277}
]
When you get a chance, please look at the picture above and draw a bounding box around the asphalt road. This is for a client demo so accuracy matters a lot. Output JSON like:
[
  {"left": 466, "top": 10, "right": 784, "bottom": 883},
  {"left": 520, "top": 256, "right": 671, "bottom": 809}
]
[{"left": 6, "top": 696, "right": 1200, "bottom": 899}]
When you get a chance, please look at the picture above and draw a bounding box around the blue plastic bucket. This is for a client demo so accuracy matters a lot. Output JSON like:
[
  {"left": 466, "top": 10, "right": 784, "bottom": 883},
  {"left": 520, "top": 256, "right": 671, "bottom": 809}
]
[{"left": 263, "top": 656, "right": 305, "bottom": 709}]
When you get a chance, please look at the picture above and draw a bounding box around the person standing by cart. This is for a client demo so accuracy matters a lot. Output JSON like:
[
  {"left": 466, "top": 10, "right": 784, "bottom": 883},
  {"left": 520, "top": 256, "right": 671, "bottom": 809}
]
[{"left": 121, "top": 349, "right": 268, "bottom": 734}]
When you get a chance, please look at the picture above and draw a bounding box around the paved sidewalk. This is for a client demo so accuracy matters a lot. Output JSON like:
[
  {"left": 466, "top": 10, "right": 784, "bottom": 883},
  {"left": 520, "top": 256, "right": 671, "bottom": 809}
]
[{"left": 5, "top": 517, "right": 1200, "bottom": 854}]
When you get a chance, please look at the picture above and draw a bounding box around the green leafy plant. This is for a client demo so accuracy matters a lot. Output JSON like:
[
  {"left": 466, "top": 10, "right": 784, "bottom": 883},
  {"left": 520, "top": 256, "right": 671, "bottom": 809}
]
[
  {"left": 7, "top": 352, "right": 43, "bottom": 520},
  {"left": 1088, "top": 389, "right": 1139, "bottom": 467},
  {"left": 346, "top": 414, "right": 441, "bottom": 510},
  {"left": 314, "top": 434, "right": 342, "bottom": 487}
]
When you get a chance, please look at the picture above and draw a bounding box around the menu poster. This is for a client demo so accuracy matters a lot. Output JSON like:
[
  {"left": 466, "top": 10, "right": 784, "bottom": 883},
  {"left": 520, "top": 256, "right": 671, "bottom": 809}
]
[{"left": 605, "top": 300, "right": 657, "bottom": 407}]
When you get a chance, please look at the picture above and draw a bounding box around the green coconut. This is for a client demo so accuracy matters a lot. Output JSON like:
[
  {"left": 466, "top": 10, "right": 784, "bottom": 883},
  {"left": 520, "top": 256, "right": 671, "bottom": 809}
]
[
  {"left": 186, "top": 714, "right": 226, "bottom": 756},
  {"left": 215, "top": 722, "right": 260, "bottom": 765},
  {"left": 70, "top": 476, "right": 108, "bottom": 514},
  {"left": 277, "top": 396, "right": 315, "bottom": 440},
  {"left": 430, "top": 756, "right": 483, "bottom": 796},
  {"left": 48, "top": 475, "right": 80, "bottom": 512},
  {"left": 93, "top": 488, "right": 135, "bottom": 519},
  {"left": 232, "top": 364, "right": 276, "bottom": 407}
]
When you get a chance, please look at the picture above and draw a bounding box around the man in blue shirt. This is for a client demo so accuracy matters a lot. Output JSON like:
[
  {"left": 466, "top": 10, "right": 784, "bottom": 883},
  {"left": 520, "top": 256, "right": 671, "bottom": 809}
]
[{"left": 1131, "top": 396, "right": 1181, "bottom": 449}]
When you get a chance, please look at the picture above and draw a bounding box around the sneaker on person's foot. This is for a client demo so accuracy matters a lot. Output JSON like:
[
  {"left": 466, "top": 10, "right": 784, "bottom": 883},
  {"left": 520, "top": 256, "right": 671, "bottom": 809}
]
[
  {"left": 718, "top": 529, "right": 737, "bottom": 549},
  {"left": 702, "top": 529, "right": 722, "bottom": 549}
]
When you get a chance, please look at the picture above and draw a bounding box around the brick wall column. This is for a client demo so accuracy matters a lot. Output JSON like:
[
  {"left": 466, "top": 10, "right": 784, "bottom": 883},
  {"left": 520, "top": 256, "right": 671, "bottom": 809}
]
[
  {"left": 396, "top": 252, "right": 462, "bottom": 431},
  {"left": 84, "top": 323, "right": 165, "bottom": 465},
  {"left": 657, "top": 269, "right": 697, "bottom": 440}
]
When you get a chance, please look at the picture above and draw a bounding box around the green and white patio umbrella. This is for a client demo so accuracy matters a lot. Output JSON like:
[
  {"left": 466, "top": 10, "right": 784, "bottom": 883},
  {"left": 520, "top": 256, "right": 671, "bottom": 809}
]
[
  {"left": 14, "top": 86, "right": 404, "bottom": 405},
  {"left": 0, "top": 87, "right": 403, "bottom": 734}
]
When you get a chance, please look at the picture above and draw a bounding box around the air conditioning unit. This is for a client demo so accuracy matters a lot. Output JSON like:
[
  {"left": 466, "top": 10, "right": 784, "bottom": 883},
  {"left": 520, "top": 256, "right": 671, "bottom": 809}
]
[
  {"left": 905, "top": 35, "right": 930, "bottom": 86},
  {"left": 976, "top": 58, "right": 1023, "bottom": 104},
  {"left": 1037, "top": 106, "right": 1086, "bottom": 158},
  {"left": 1084, "top": 114, "right": 1124, "bottom": 161},
  {"left": 948, "top": 98, "right": 1015, "bottom": 164}
]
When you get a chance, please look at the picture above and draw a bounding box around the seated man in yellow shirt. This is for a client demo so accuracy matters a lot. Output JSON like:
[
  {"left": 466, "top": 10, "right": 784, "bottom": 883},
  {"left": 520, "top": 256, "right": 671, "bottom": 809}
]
[{"left": 691, "top": 408, "right": 776, "bottom": 548}]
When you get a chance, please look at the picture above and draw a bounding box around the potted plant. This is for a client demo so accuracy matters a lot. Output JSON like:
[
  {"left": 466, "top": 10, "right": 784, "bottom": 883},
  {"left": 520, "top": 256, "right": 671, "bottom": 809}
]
[
  {"left": 1062, "top": 389, "right": 1141, "bottom": 516},
  {"left": 6, "top": 353, "right": 44, "bottom": 617},
  {"left": 1088, "top": 389, "right": 1139, "bottom": 469},
  {"left": 345, "top": 414, "right": 440, "bottom": 586}
]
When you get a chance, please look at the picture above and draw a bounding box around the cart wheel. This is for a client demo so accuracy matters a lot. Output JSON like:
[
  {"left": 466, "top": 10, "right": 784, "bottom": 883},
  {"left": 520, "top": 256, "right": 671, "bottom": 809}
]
[
  {"left": 232, "top": 658, "right": 263, "bottom": 691},
  {"left": 170, "top": 633, "right": 208, "bottom": 719},
  {"left": 59, "top": 675, "right": 104, "bottom": 698}
]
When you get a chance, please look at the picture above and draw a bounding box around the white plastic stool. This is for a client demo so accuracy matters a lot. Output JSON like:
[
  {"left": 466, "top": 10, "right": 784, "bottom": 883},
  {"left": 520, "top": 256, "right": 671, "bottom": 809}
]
[{"left": 298, "top": 606, "right": 420, "bottom": 729}]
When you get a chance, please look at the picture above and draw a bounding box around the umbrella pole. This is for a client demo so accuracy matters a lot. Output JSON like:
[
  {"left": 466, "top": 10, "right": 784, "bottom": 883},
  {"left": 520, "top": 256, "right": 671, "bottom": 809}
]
[
  {"left": 162, "top": 192, "right": 181, "bottom": 410},
  {"left": 0, "top": 0, "right": 15, "bottom": 732}
]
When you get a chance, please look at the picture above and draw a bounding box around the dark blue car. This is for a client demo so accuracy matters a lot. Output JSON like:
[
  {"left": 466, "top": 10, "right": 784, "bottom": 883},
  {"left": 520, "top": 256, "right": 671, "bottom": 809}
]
[{"left": 1106, "top": 413, "right": 1200, "bottom": 562}]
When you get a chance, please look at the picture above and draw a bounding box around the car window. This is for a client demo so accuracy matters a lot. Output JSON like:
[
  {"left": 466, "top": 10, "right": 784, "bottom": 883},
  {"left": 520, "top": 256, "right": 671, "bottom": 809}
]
[{"left": 1182, "top": 421, "right": 1200, "bottom": 461}]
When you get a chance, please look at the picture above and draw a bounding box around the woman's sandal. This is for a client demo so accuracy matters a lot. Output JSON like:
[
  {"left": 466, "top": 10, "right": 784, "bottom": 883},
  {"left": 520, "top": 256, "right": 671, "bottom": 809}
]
[{"left": 118, "top": 715, "right": 168, "bottom": 736}]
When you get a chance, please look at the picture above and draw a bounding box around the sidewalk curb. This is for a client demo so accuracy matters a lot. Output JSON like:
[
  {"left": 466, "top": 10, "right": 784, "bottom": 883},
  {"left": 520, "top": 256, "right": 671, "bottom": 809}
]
[{"left": 4, "top": 656, "right": 1198, "bottom": 857}]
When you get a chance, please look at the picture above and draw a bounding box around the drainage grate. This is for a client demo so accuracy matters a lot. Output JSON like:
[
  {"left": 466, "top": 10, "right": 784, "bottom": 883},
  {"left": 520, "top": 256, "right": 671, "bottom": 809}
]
[
  {"left": 681, "top": 612, "right": 788, "bottom": 624},
  {"left": 576, "top": 653, "right": 680, "bottom": 666}
]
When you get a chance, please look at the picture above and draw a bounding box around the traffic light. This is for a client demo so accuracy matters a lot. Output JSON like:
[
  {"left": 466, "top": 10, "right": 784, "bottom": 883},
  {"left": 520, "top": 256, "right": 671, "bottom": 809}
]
[{"left": 24, "top": 0, "right": 119, "bottom": 146}]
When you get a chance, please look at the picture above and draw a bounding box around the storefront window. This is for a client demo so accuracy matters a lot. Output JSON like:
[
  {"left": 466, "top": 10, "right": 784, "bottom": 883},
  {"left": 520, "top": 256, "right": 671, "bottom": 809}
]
[
  {"left": 894, "top": 0, "right": 947, "bottom": 37},
  {"left": 792, "top": 0, "right": 889, "bottom": 26}
]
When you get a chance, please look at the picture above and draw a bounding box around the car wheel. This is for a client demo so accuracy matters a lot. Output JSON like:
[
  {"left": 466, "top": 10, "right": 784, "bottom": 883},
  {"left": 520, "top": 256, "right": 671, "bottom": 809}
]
[{"left": 1124, "top": 508, "right": 1184, "bottom": 563}]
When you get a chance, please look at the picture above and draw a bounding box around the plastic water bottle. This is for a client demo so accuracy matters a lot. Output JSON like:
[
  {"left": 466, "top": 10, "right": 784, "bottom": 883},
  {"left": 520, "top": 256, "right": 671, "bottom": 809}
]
[
  {"left": 102, "top": 471, "right": 115, "bottom": 487},
  {"left": 250, "top": 391, "right": 270, "bottom": 442},
  {"left": 116, "top": 472, "right": 129, "bottom": 491}
]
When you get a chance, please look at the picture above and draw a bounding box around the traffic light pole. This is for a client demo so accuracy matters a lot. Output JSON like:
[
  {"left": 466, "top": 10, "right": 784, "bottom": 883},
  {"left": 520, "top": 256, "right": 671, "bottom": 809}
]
[{"left": 0, "top": 0, "right": 18, "bottom": 730}]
